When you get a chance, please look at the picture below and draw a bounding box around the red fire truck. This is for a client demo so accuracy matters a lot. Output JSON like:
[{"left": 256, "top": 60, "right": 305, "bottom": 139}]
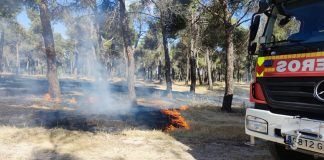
[{"left": 246, "top": 0, "right": 324, "bottom": 159}]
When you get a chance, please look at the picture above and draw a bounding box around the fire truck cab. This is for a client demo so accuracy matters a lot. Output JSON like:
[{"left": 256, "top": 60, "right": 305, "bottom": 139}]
[{"left": 246, "top": 0, "right": 324, "bottom": 159}]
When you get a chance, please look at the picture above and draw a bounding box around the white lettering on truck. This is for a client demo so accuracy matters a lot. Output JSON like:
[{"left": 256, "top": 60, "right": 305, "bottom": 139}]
[
  {"left": 302, "top": 59, "right": 315, "bottom": 71},
  {"left": 276, "top": 58, "right": 324, "bottom": 72},
  {"left": 316, "top": 58, "right": 324, "bottom": 71},
  {"left": 276, "top": 61, "right": 287, "bottom": 72},
  {"left": 288, "top": 60, "right": 301, "bottom": 72}
]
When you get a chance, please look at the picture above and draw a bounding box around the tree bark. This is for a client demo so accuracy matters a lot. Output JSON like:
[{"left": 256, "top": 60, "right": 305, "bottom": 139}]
[
  {"left": 73, "top": 41, "right": 78, "bottom": 76},
  {"left": 198, "top": 68, "right": 203, "bottom": 85},
  {"left": 123, "top": 46, "right": 128, "bottom": 78},
  {"left": 189, "top": 35, "right": 197, "bottom": 92},
  {"left": 206, "top": 49, "right": 213, "bottom": 90},
  {"left": 161, "top": 17, "right": 172, "bottom": 96},
  {"left": 0, "top": 30, "right": 4, "bottom": 73},
  {"left": 190, "top": 10, "right": 198, "bottom": 93},
  {"left": 94, "top": 12, "right": 102, "bottom": 55},
  {"left": 247, "top": 55, "right": 253, "bottom": 83},
  {"left": 189, "top": 56, "right": 196, "bottom": 93},
  {"left": 219, "top": 0, "right": 235, "bottom": 112},
  {"left": 185, "top": 52, "right": 190, "bottom": 85},
  {"left": 158, "top": 58, "right": 162, "bottom": 83},
  {"left": 146, "top": 68, "right": 150, "bottom": 80},
  {"left": 16, "top": 42, "right": 20, "bottom": 74},
  {"left": 39, "top": 0, "right": 61, "bottom": 99},
  {"left": 221, "top": 28, "right": 234, "bottom": 112},
  {"left": 236, "top": 65, "right": 240, "bottom": 82},
  {"left": 119, "top": 0, "right": 136, "bottom": 102},
  {"left": 211, "top": 69, "right": 215, "bottom": 82},
  {"left": 172, "top": 68, "right": 175, "bottom": 81},
  {"left": 26, "top": 58, "right": 29, "bottom": 73},
  {"left": 150, "top": 67, "right": 153, "bottom": 81}
]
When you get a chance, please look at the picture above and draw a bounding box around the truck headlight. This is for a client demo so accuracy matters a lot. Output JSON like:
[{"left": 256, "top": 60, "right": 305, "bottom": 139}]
[{"left": 246, "top": 116, "right": 268, "bottom": 134}]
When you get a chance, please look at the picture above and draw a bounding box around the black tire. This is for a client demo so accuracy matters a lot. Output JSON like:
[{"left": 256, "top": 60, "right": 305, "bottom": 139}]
[{"left": 268, "top": 142, "right": 314, "bottom": 160}]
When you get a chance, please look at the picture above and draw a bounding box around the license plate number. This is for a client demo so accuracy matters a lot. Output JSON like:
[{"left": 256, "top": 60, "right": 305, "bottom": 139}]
[{"left": 287, "top": 136, "right": 324, "bottom": 154}]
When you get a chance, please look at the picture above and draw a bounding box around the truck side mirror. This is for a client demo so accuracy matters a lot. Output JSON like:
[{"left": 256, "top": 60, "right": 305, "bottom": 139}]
[{"left": 248, "top": 15, "right": 261, "bottom": 55}]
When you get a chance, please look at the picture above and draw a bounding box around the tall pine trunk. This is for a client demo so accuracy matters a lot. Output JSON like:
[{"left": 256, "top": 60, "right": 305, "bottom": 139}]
[
  {"left": 189, "top": 31, "right": 197, "bottom": 93},
  {"left": 206, "top": 49, "right": 213, "bottom": 90},
  {"left": 119, "top": 0, "right": 136, "bottom": 102},
  {"left": 39, "top": 0, "right": 61, "bottom": 99},
  {"left": 190, "top": 11, "right": 198, "bottom": 93},
  {"left": 0, "top": 30, "right": 4, "bottom": 73},
  {"left": 16, "top": 42, "right": 20, "bottom": 74},
  {"left": 219, "top": 0, "right": 235, "bottom": 112},
  {"left": 221, "top": 28, "right": 234, "bottom": 112},
  {"left": 189, "top": 55, "right": 196, "bottom": 93},
  {"left": 236, "top": 66, "right": 240, "bottom": 82},
  {"left": 247, "top": 55, "right": 252, "bottom": 83},
  {"left": 73, "top": 41, "right": 78, "bottom": 76},
  {"left": 93, "top": 8, "right": 102, "bottom": 56},
  {"left": 158, "top": 58, "right": 162, "bottom": 83},
  {"left": 150, "top": 67, "right": 153, "bottom": 81},
  {"left": 185, "top": 52, "right": 190, "bottom": 85},
  {"left": 123, "top": 47, "right": 128, "bottom": 78},
  {"left": 161, "top": 16, "right": 172, "bottom": 96},
  {"left": 198, "top": 68, "right": 203, "bottom": 85}
]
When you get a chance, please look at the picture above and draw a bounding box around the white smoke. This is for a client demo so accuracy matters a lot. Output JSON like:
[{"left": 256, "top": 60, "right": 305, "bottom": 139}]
[{"left": 75, "top": 16, "right": 131, "bottom": 115}]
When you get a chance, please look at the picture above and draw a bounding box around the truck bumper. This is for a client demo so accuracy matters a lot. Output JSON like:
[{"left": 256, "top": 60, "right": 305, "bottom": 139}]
[{"left": 245, "top": 108, "right": 324, "bottom": 144}]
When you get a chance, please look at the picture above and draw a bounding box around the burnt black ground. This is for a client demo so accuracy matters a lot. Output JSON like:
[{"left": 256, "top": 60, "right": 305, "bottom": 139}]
[
  {"left": 0, "top": 104, "right": 170, "bottom": 132},
  {"left": 0, "top": 75, "right": 173, "bottom": 132}
]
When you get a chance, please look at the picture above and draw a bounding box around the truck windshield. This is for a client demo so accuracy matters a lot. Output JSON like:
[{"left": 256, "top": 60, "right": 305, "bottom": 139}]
[{"left": 269, "top": 1, "right": 324, "bottom": 45}]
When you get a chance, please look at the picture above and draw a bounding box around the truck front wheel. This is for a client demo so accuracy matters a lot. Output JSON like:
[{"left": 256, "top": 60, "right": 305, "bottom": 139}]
[{"left": 268, "top": 142, "right": 314, "bottom": 160}]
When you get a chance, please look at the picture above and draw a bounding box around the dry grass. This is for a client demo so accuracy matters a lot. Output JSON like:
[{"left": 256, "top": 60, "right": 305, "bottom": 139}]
[
  {"left": 136, "top": 98, "right": 173, "bottom": 108},
  {"left": 170, "top": 105, "right": 273, "bottom": 160},
  {"left": 172, "top": 105, "right": 247, "bottom": 142},
  {"left": 0, "top": 105, "right": 273, "bottom": 160},
  {"left": 0, "top": 126, "right": 194, "bottom": 160},
  {"left": 135, "top": 80, "right": 250, "bottom": 96}
]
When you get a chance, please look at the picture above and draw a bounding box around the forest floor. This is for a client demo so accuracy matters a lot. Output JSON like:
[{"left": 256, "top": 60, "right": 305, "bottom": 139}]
[{"left": 0, "top": 74, "right": 273, "bottom": 160}]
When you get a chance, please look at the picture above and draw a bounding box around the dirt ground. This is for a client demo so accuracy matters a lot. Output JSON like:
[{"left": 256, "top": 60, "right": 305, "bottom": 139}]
[
  {"left": 171, "top": 106, "right": 273, "bottom": 160},
  {"left": 0, "top": 75, "right": 273, "bottom": 160}
]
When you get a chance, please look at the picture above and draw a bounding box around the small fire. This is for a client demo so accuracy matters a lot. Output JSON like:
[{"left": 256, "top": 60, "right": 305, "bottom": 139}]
[
  {"left": 43, "top": 93, "right": 61, "bottom": 103},
  {"left": 179, "top": 105, "right": 189, "bottom": 111},
  {"left": 164, "top": 124, "right": 176, "bottom": 132},
  {"left": 161, "top": 106, "right": 190, "bottom": 132},
  {"left": 69, "top": 97, "right": 77, "bottom": 104},
  {"left": 43, "top": 93, "right": 51, "bottom": 102}
]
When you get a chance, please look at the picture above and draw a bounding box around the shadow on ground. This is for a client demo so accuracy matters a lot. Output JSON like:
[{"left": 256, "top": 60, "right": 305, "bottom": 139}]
[{"left": 32, "top": 149, "right": 77, "bottom": 160}]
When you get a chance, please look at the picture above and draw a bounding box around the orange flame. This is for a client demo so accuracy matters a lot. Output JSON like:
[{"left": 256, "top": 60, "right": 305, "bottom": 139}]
[
  {"left": 43, "top": 93, "right": 61, "bottom": 103},
  {"left": 69, "top": 97, "right": 77, "bottom": 104},
  {"left": 164, "top": 124, "right": 176, "bottom": 132},
  {"left": 179, "top": 105, "right": 189, "bottom": 111},
  {"left": 43, "top": 93, "right": 51, "bottom": 102},
  {"left": 161, "top": 107, "right": 190, "bottom": 132}
]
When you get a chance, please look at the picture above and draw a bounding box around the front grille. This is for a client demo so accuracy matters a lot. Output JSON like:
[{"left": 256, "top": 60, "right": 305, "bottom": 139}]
[{"left": 258, "top": 77, "right": 324, "bottom": 114}]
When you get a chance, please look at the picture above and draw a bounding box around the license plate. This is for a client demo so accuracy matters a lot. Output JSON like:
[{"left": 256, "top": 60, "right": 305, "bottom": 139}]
[{"left": 287, "top": 135, "right": 324, "bottom": 154}]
